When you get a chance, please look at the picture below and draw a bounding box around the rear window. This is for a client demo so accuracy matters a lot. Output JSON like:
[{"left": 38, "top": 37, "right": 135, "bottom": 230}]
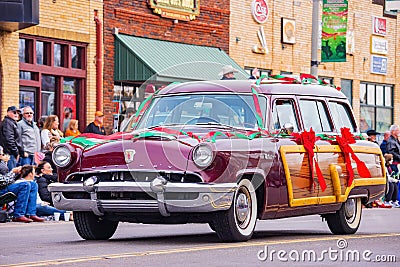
[
  {"left": 328, "top": 101, "right": 356, "bottom": 132},
  {"left": 299, "top": 100, "right": 332, "bottom": 132}
]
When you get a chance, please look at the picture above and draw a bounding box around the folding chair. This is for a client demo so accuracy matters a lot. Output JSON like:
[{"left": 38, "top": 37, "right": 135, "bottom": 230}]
[{"left": 0, "top": 192, "right": 17, "bottom": 223}]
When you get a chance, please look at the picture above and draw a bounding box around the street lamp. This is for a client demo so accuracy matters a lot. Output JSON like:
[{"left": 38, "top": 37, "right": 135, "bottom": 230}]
[{"left": 311, "top": 0, "right": 321, "bottom": 77}]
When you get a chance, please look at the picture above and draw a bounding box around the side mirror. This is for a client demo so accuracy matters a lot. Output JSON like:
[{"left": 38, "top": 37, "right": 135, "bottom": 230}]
[{"left": 282, "top": 122, "right": 294, "bottom": 135}]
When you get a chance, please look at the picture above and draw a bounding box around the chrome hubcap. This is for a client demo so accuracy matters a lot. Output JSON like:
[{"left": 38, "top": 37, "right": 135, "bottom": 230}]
[
  {"left": 344, "top": 199, "right": 355, "bottom": 219},
  {"left": 236, "top": 192, "right": 249, "bottom": 225}
]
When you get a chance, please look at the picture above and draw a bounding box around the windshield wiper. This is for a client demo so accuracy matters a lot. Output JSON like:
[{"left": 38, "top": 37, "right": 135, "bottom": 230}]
[
  {"left": 195, "top": 122, "right": 237, "bottom": 130},
  {"left": 147, "top": 123, "right": 184, "bottom": 130}
]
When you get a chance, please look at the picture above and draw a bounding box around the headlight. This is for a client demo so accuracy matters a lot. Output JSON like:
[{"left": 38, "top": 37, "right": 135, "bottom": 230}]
[
  {"left": 52, "top": 145, "right": 72, "bottom": 167},
  {"left": 192, "top": 144, "right": 214, "bottom": 169}
]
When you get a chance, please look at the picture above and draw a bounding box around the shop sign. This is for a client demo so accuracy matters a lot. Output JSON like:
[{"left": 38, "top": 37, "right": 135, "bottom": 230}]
[
  {"left": 370, "top": 36, "right": 388, "bottom": 55},
  {"left": 148, "top": 0, "right": 200, "bottom": 21},
  {"left": 371, "top": 55, "right": 388, "bottom": 75},
  {"left": 372, "top": 16, "right": 387, "bottom": 36},
  {"left": 251, "top": 0, "right": 269, "bottom": 24}
]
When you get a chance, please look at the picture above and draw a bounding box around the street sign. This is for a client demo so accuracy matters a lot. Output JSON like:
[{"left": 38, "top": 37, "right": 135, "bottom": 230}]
[{"left": 371, "top": 55, "right": 388, "bottom": 75}]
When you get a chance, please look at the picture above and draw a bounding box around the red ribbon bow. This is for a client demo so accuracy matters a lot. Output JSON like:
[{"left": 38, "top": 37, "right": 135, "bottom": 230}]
[
  {"left": 336, "top": 128, "right": 371, "bottom": 186},
  {"left": 293, "top": 128, "right": 327, "bottom": 192}
]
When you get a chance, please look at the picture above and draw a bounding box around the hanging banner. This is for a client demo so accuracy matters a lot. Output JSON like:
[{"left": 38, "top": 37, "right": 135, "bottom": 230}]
[{"left": 321, "top": 0, "right": 348, "bottom": 62}]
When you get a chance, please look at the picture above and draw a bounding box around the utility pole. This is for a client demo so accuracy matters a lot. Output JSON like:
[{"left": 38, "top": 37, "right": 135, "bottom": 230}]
[{"left": 311, "top": 0, "right": 320, "bottom": 76}]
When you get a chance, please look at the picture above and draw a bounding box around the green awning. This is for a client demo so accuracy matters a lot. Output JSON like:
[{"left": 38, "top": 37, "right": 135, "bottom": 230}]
[{"left": 114, "top": 33, "right": 248, "bottom": 82}]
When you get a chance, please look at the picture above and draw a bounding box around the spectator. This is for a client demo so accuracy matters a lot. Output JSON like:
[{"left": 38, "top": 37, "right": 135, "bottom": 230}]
[
  {"left": 42, "top": 138, "right": 58, "bottom": 174},
  {"left": 366, "top": 129, "right": 380, "bottom": 145},
  {"left": 34, "top": 161, "right": 71, "bottom": 221},
  {"left": 248, "top": 68, "right": 260, "bottom": 79},
  {"left": 120, "top": 107, "right": 135, "bottom": 131},
  {"left": 16, "top": 109, "right": 22, "bottom": 121},
  {"left": 41, "top": 115, "right": 63, "bottom": 151},
  {"left": 35, "top": 193, "right": 67, "bottom": 220},
  {"left": 0, "top": 145, "right": 10, "bottom": 175},
  {"left": 35, "top": 161, "right": 57, "bottom": 205},
  {"left": 387, "top": 124, "right": 400, "bottom": 174},
  {"left": 380, "top": 131, "right": 390, "bottom": 155},
  {"left": 84, "top": 111, "right": 106, "bottom": 135},
  {"left": 65, "top": 119, "right": 81, "bottom": 137},
  {"left": 0, "top": 106, "right": 24, "bottom": 170},
  {"left": 0, "top": 165, "right": 45, "bottom": 222},
  {"left": 383, "top": 154, "right": 400, "bottom": 207},
  {"left": 63, "top": 107, "right": 73, "bottom": 133},
  {"left": 145, "top": 84, "right": 156, "bottom": 99},
  {"left": 37, "top": 116, "right": 47, "bottom": 131},
  {"left": 219, "top": 65, "right": 238, "bottom": 80},
  {"left": 17, "top": 107, "right": 41, "bottom": 165}
]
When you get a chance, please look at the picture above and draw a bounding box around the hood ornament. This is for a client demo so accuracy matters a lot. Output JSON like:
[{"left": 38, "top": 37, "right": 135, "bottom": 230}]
[{"left": 124, "top": 149, "right": 136, "bottom": 163}]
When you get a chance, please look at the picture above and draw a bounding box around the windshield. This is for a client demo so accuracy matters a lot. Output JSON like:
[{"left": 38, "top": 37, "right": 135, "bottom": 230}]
[{"left": 127, "top": 94, "right": 267, "bottom": 131}]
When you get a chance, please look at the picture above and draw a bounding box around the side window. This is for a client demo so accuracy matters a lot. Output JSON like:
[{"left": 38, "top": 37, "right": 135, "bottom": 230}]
[
  {"left": 272, "top": 99, "right": 299, "bottom": 132},
  {"left": 299, "top": 100, "right": 332, "bottom": 132},
  {"left": 328, "top": 102, "right": 356, "bottom": 132}
]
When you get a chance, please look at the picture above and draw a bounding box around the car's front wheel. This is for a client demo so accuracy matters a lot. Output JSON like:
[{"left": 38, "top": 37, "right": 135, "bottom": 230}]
[
  {"left": 74, "top": 211, "right": 119, "bottom": 240},
  {"left": 325, "top": 198, "right": 362, "bottom": 234},
  {"left": 213, "top": 179, "right": 258, "bottom": 242}
]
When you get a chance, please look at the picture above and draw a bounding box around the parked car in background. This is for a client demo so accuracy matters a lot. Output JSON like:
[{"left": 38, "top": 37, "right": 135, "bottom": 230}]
[{"left": 49, "top": 79, "right": 386, "bottom": 242}]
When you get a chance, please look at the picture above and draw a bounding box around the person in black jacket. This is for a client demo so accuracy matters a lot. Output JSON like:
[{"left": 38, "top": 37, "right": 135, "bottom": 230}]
[
  {"left": 35, "top": 161, "right": 57, "bottom": 205},
  {"left": 387, "top": 124, "right": 400, "bottom": 173},
  {"left": 84, "top": 111, "right": 106, "bottom": 135},
  {"left": 35, "top": 161, "right": 67, "bottom": 219},
  {"left": 0, "top": 106, "right": 24, "bottom": 170}
]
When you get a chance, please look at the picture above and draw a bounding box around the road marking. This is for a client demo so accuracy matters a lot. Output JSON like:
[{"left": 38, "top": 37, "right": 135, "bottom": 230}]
[{"left": 2, "top": 232, "right": 400, "bottom": 267}]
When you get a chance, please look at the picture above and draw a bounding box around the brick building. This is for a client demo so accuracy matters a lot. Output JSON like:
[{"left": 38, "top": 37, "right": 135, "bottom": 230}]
[
  {"left": 229, "top": 0, "right": 400, "bottom": 133},
  {"left": 103, "top": 0, "right": 247, "bottom": 131},
  {"left": 0, "top": 0, "right": 103, "bottom": 133}
]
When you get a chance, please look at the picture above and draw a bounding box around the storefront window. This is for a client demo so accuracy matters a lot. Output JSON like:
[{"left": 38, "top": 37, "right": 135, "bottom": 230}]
[
  {"left": 340, "top": 79, "right": 352, "bottom": 104},
  {"left": 41, "top": 75, "right": 56, "bottom": 116},
  {"left": 360, "top": 83, "right": 366, "bottom": 104},
  {"left": 19, "top": 71, "right": 32, "bottom": 80},
  {"left": 360, "top": 82, "right": 393, "bottom": 133},
  {"left": 19, "top": 87, "right": 36, "bottom": 112},
  {"left": 19, "top": 39, "right": 32, "bottom": 63},
  {"left": 19, "top": 36, "right": 87, "bottom": 131},
  {"left": 36, "top": 41, "right": 44, "bottom": 65},
  {"left": 54, "top": 44, "right": 65, "bottom": 67},
  {"left": 36, "top": 41, "right": 50, "bottom": 65},
  {"left": 71, "top": 46, "right": 82, "bottom": 69},
  {"left": 63, "top": 78, "right": 79, "bottom": 120}
]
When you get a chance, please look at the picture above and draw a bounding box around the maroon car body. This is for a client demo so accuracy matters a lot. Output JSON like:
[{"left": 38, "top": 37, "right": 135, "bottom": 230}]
[{"left": 49, "top": 80, "right": 386, "bottom": 241}]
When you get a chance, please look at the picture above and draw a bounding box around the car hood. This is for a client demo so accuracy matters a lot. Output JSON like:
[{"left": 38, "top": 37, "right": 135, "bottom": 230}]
[{"left": 66, "top": 126, "right": 259, "bottom": 173}]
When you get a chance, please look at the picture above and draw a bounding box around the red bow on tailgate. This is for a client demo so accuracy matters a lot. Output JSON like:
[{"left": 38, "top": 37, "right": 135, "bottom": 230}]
[
  {"left": 336, "top": 128, "right": 371, "bottom": 186},
  {"left": 293, "top": 128, "right": 327, "bottom": 192}
]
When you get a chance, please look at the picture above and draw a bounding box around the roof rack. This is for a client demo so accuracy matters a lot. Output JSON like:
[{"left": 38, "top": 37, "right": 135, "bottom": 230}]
[{"left": 255, "top": 74, "right": 342, "bottom": 91}]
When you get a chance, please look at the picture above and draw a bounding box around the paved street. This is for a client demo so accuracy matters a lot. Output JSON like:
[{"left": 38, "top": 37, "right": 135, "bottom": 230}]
[{"left": 0, "top": 208, "right": 399, "bottom": 267}]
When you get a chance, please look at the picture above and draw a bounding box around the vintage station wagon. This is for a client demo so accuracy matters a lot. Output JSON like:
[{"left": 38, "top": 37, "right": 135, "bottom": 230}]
[{"left": 49, "top": 79, "right": 386, "bottom": 242}]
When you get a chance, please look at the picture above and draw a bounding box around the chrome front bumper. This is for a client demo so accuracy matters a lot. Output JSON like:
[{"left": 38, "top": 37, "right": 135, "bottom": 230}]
[{"left": 48, "top": 180, "right": 236, "bottom": 217}]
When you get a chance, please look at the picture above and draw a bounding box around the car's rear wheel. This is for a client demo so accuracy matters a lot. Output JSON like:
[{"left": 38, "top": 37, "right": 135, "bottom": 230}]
[
  {"left": 325, "top": 198, "right": 362, "bottom": 234},
  {"left": 74, "top": 211, "right": 119, "bottom": 240},
  {"left": 213, "top": 179, "right": 257, "bottom": 242}
]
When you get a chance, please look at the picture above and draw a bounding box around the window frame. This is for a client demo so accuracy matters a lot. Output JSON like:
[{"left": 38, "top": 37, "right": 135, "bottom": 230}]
[
  {"left": 271, "top": 97, "right": 300, "bottom": 132},
  {"left": 298, "top": 98, "right": 333, "bottom": 133},
  {"left": 18, "top": 35, "right": 87, "bottom": 131},
  {"left": 328, "top": 100, "right": 357, "bottom": 133},
  {"left": 359, "top": 82, "right": 393, "bottom": 133}
]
